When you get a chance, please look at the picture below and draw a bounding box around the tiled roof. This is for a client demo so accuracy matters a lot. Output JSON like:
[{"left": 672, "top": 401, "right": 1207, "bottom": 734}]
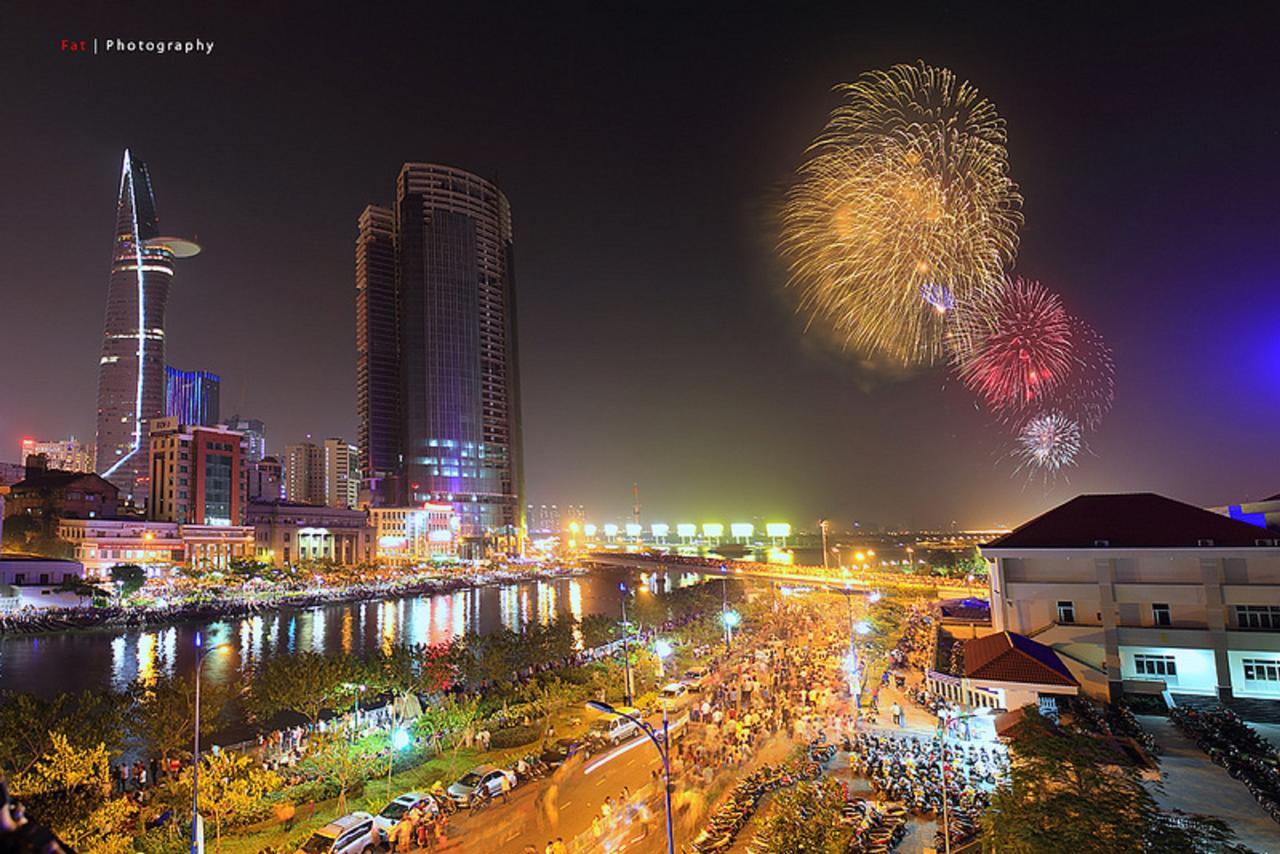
[
  {"left": 10, "top": 470, "right": 116, "bottom": 493},
  {"left": 984, "top": 493, "right": 1278, "bottom": 550},
  {"left": 963, "top": 631, "right": 1078, "bottom": 687}
]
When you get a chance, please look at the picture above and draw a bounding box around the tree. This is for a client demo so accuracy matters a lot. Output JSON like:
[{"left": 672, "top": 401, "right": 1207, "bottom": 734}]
[
  {"left": 130, "top": 669, "right": 237, "bottom": 770},
  {"left": 415, "top": 694, "right": 480, "bottom": 773},
  {"left": 0, "top": 689, "right": 128, "bottom": 780},
  {"left": 757, "top": 778, "right": 849, "bottom": 853},
  {"left": 11, "top": 731, "right": 137, "bottom": 854},
  {"left": 195, "top": 750, "right": 280, "bottom": 852},
  {"left": 983, "top": 709, "right": 1241, "bottom": 852},
  {"left": 579, "top": 614, "right": 618, "bottom": 649},
  {"left": 56, "top": 574, "right": 103, "bottom": 604},
  {"left": 248, "top": 651, "right": 356, "bottom": 727},
  {"left": 302, "top": 730, "right": 370, "bottom": 815},
  {"left": 110, "top": 563, "right": 147, "bottom": 599}
]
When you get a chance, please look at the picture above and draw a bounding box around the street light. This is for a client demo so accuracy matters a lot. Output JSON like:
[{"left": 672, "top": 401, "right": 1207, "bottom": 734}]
[
  {"left": 587, "top": 700, "right": 674, "bottom": 854},
  {"left": 653, "top": 638, "right": 673, "bottom": 680},
  {"left": 619, "top": 582, "right": 633, "bottom": 705},
  {"left": 192, "top": 634, "right": 231, "bottom": 854},
  {"left": 388, "top": 726, "right": 411, "bottom": 800}
]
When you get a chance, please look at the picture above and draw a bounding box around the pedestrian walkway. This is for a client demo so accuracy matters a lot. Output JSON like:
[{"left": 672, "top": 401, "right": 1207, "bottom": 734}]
[{"left": 1138, "top": 715, "right": 1280, "bottom": 853}]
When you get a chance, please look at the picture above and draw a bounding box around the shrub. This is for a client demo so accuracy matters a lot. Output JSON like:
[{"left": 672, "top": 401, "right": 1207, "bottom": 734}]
[{"left": 489, "top": 723, "right": 542, "bottom": 749}]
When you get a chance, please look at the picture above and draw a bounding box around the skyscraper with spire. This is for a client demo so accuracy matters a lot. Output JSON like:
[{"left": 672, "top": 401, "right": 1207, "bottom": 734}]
[{"left": 95, "top": 150, "right": 201, "bottom": 507}]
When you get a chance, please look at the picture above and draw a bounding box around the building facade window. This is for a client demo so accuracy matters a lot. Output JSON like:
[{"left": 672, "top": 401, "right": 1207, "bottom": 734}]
[
  {"left": 1242, "top": 658, "right": 1280, "bottom": 683},
  {"left": 1134, "top": 654, "right": 1177, "bottom": 678},
  {"left": 1057, "top": 601, "right": 1076, "bottom": 624},
  {"left": 1152, "top": 603, "right": 1171, "bottom": 627},
  {"left": 1236, "top": 605, "right": 1280, "bottom": 630}
]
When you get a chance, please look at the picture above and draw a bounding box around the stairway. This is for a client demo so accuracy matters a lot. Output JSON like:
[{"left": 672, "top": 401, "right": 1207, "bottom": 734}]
[{"left": 1169, "top": 693, "right": 1280, "bottom": 724}]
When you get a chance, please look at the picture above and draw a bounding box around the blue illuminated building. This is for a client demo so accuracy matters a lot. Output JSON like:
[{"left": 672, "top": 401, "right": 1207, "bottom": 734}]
[{"left": 165, "top": 367, "right": 221, "bottom": 427}]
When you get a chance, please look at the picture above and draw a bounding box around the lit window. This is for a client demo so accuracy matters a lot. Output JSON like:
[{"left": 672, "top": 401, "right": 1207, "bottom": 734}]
[{"left": 1242, "top": 658, "right": 1280, "bottom": 682}]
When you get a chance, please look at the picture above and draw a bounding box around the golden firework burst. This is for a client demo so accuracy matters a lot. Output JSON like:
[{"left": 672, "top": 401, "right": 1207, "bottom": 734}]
[{"left": 781, "top": 61, "right": 1023, "bottom": 365}]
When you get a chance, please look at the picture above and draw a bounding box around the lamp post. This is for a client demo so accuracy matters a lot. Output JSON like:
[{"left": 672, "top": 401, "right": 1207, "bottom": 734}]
[
  {"left": 819, "top": 519, "right": 830, "bottom": 572},
  {"left": 588, "top": 701, "right": 674, "bottom": 854},
  {"left": 720, "top": 573, "right": 730, "bottom": 650},
  {"left": 619, "top": 582, "right": 633, "bottom": 706},
  {"left": 191, "top": 634, "right": 231, "bottom": 854}
]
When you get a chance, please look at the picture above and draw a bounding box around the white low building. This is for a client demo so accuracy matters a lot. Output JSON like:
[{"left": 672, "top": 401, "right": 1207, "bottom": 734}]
[{"left": 984, "top": 492, "right": 1280, "bottom": 705}]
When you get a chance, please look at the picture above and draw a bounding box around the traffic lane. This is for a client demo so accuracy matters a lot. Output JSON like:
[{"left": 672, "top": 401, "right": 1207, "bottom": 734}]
[{"left": 441, "top": 732, "right": 669, "bottom": 852}]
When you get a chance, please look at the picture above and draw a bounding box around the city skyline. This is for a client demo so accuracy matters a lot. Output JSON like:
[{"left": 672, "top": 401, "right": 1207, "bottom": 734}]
[{"left": 2, "top": 4, "right": 1278, "bottom": 530}]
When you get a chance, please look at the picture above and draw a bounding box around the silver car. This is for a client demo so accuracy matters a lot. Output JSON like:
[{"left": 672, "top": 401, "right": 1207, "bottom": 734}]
[
  {"left": 446, "top": 764, "right": 515, "bottom": 806},
  {"left": 296, "top": 811, "right": 380, "bottom": 854}
]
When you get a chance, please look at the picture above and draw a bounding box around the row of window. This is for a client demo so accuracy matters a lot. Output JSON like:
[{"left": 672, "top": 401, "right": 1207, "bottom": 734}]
[
  {"left": 1132, "top": 654, "right": 1280, "bottom": 684},
  {"left": 1056, "top": 601, "right": 1280, "bottom": 630}
]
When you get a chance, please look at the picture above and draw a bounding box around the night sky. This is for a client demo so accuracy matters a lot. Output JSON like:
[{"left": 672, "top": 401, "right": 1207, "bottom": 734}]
[{"left": 2, "top": 2, "right": 1278, "bottom": 530}]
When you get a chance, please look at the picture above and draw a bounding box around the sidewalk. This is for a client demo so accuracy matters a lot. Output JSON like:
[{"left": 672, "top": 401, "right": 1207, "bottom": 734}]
[{"left": 1138, "top": 715, "right": 1280, "bottom": 853}]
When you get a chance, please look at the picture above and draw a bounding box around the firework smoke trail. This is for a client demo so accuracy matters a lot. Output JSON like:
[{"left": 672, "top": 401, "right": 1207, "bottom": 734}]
[
  {"left": 951, "top": 277, "right": 1074, "bottom": 424},
  {"left": 781, "top": 61, "right": 1022, "bottom": 366},
  {"left": 1013, "top": 411, "right": 1083, "bottom": 479}
]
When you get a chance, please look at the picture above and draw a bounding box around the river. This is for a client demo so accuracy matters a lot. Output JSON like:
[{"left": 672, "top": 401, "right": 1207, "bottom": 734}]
[{"left": 0, "top": 565, "right": 711, "bottom": 699}]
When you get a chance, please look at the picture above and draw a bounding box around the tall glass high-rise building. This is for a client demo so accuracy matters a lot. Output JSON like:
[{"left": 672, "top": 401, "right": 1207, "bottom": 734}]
[
  {"left": 165, "top": 367, "right": 221, "bottom": 427},
  {"left": 356, "top": 163, "right": 524, "bottom": 553},
  {"left": 95, "top": 150, "right": 201, "bottom": 507}
]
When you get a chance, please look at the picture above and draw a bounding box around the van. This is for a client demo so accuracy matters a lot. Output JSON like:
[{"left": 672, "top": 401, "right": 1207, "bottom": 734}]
[{"left": 587, "top": 705, "right": 642, "bottom": 746}]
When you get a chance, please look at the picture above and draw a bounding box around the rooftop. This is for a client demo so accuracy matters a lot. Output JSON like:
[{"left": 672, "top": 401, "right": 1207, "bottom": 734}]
[
  {"left": 984, "top": 492, "right": 1278, "bottom": 550},
  {"left": 963, "top": 631, "right": 1079, "bottom": 687}
]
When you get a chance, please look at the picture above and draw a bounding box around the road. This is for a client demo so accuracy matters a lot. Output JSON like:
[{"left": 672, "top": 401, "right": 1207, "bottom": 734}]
[{"left": 439, "top": 713, "right": 685, "bottom": 852}]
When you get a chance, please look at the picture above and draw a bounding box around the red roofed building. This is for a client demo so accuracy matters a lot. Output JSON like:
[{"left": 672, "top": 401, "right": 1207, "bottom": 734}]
[
  {"left": 983, "top": 492, "right": 1280, "bottom": 707},
  {"left": 926, "top": 630, "right": 1079, "bottom": 716}
]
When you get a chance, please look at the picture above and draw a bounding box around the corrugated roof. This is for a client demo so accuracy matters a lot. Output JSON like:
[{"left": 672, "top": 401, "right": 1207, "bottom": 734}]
[
  {"left": 984, "top": 493, "right": 1277, "bottom": 550},
  {"left": 963, "top": 631, "right": 1079, "bottom": 687}
]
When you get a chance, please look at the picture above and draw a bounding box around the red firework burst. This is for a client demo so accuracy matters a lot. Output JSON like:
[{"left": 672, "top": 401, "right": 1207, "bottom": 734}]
[
  {"left": 952, "top": 278, "right": 1073, "bottom": 421},
  {"left": 1051, "top": 317, "right": 1115, "bottom": 430}
]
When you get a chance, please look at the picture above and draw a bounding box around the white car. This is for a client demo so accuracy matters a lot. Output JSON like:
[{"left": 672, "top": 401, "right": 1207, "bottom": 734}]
[
  {"left": 587, "top": 705, "right": 643, "bottom": 746},
  {"left": 660, "top": 682, "right": 690, "bottom": 707},
  {"left": 373, "top": 792, "right": 438, "bottom": 834},
  {"left": 681, "top": 667, "right": 709, "bottom": 691}
]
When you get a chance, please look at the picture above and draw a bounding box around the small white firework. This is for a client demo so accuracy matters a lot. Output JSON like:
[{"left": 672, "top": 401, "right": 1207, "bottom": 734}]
[{"left": 1014, "top": 411, "right": 1082, "bottom": 477}]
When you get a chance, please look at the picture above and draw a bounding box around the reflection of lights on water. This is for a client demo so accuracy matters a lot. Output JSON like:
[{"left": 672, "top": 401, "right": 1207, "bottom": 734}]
[
  {"left": 160, "top": 627, "right": 176, "bottom": 677},
  {"left": 341, "top": 610, "right": 354, "bottom": 655},
  {"left": 381, "top": 601, "right": 397, "bottom": 655},
  {"left": 308, "top": 610, "right": 326, "bottom": 653},
  {"left": 110, "top": 636, "right": 128, "bottom": 691},
  {"left": 136, "top": 632, "right": 157, "bottom": 686},
  {"left": 499, "top": 584, "right": 519, "bottom": 632},
  {"left": 569, "top": 580, "right": 584, "bottom": 649},
  {"left": 453, "top": 590, "right": 467, "bottom": 639},
  {"left": 410, "top": 598, "right": 430, "bottom": 647},
  {"left": 568, "top": 580, "right": 583, "bottom": 622},
  {"left": 285, "top": 616, "right": 297, "bottom": 653},
  {"left": 537, "top": 581, "right": 556, "bottom": 626}
]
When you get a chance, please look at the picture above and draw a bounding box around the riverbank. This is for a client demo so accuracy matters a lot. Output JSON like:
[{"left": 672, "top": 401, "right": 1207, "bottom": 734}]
[{"left": 0, "top": 564, "right": 585, "bottom": 637}]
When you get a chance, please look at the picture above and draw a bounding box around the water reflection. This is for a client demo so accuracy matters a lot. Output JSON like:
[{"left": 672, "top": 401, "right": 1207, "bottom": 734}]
[{"left": 0, "top": 568, "right": 711, "bottom": 698}]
